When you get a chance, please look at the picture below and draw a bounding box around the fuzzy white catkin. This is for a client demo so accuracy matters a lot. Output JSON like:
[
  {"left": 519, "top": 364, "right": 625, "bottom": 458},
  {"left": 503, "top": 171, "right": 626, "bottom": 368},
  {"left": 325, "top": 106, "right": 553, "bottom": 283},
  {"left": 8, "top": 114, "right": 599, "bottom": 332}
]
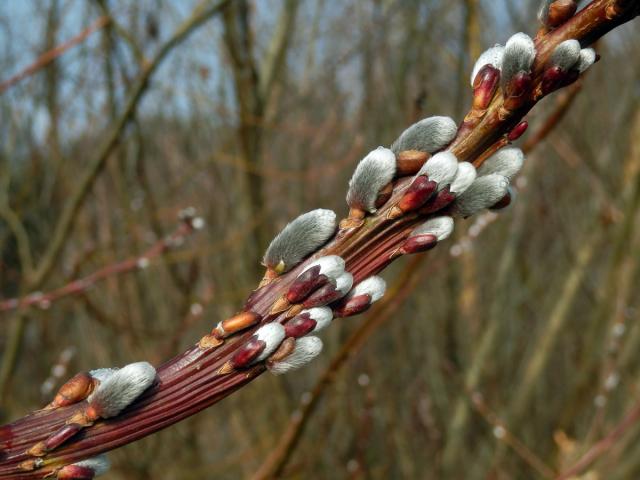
[
  {"left": 577, "top": 48, "right": 596, "bottom": 73},
  {"left": 450, "top": 162, "right": 477, "bottom": 195},
  {"left": 418, "top": 151, "right": 459, "bottom": 189},
  {"left": 72, "top": 455, "right": 111, "bottom": 476},
  {"left": 255, "top": 323, "right": 287, "bottom": 362},
  {"left": 501, "top": 33, "right": 536, "bottom": 88},
  {"left": 334, "top": 272, "right": 354, "bottom": 296},
  {"left": 477, "top": 147, "right": 524, "bottom": 181},
  {"left": 391, "top": 116, "right": 457, "bottom": 154},
  {"left": 303, "top": 307, "right": 333, "bottom": 332},
  {"left": 301, "top": 255, "right": 345, "bottom": 280},
  {"left": 88, "top": 362, "right": 156, "bottom": 418},
  {"left": 470, "top": 45, "right": 505, "bottom": 86},
  {"left": 346, "top": 147, "right": 396, "bottom": 213},
  {"left": 349, "top": 276, "right": 387, "bottom": 303},
  {"left": 411, "top": 216, "right": 455, "bottom": 242},
  {"left": 89, "top": 368, "right": 117, "bottom": 383},
  {"left": 268, "top": 336, "right": 323, "bottom": 375},
  {"left": 453, "top": 174, "right": 510, "bottom": 217},
  {"left": 550, "top": 39, "right": 581, "bottom": 70},
  {"left": 263, "top": 209, "right": 337, "bottom": 272}
]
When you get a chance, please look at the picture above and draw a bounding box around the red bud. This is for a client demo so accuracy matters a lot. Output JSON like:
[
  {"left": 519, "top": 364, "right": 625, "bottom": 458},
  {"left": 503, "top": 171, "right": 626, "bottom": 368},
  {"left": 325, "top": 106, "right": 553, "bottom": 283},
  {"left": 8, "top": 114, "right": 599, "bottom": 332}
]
[
  {"left": 57, "top": 465, "right": 96, "bottom": 480},
  {"left": 303, "top": 284, "right": 342, "bottom": 308},
  {"left": 286, "top": 266, "right": 327, "bottom": 303},
  {"left": 503, "top": 72, "right": 532, "bottom": 111},
  {"left": 473, "top": 65, "right": 501, "bottom": 110},
  {"left": 231, "top": 337, "right": 266, "bottom": 369},
  {"left": 400, "top": 234, "right": 438, "bottom": 255},
  {"left": 285, "top": 313, "right": 317, "bottom": 338},
  {"left": 421, "top": 188, "right": 457, "bottom": 214},
  {"left": 333, "top": 294, "right": 372, "bottom": 318},
  {"left": 508, "top": 121, "right": 528, "bottom": 141},
  {"left": 398, "top": 177, "right": 437, "bottom": 212}
]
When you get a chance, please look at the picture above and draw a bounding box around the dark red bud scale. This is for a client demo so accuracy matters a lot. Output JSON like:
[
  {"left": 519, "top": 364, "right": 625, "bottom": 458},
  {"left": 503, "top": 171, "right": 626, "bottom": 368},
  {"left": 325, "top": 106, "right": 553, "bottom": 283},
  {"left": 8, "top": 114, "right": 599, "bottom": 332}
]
[
  {"left": 473, "top": 65, "right": 501, "bottom": 110},
  {"left": 400, "top": 234, "right": 438, "bottom": 255},
  {"left": 541, "top": 65, "right": 566, "bottom": 95},
  {"left": 230, "top": 337, "right": 266, "bottom": 369},
  {"left": 333, "top": 294, "right": 372, "bottom": 318},
  {"left": 285, "top": 313, "right": 317, "bottom": 338},
  {"left": 420, "top": 188, "right": 457, "bottom": 214},
  {"left": 286, "top": 265, "right": 327, "bottom": 303},
  {"left": 57, "top": 465, "right": 96, "bottom": 480},
  {"left": 508, "top": 121, "right": 528, "bottom": 141},
  {"left": 28, "top": 423, "right": 84, "bottom": 456},
  {"left": 490, "top": 190, "right": 513, "bottom": 210},
  {"left": 303, "top": 284, "right": 342, "bottom": 308},
  {"left": 397, "top": 177, "right": 437, "bottom": 213},
  {"left": 503, "top": 72, "right": 532, "bottom": 111}
]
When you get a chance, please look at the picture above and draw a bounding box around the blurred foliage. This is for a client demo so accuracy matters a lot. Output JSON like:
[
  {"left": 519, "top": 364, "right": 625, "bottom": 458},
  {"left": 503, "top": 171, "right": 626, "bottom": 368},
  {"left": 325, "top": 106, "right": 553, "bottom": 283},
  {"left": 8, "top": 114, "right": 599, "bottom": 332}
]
[{"left": 0, "top": 0, "right": 639, "bottom": 478}]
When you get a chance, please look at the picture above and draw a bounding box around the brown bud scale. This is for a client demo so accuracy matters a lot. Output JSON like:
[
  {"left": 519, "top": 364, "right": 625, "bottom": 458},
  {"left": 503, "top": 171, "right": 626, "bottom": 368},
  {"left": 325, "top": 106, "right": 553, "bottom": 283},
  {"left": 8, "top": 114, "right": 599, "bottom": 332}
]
[
  {"left": 396, "top": 150, "right": 429, "bottom": 176},
  {"left": 50, "top": 372, "right": 95, "bottom": 408}
]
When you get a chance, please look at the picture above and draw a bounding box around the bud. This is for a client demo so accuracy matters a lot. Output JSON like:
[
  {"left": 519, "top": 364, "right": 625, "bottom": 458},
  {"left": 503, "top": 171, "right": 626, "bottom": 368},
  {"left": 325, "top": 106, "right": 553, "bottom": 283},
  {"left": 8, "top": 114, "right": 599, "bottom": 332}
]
[
  {"left": 450, "top": 162, "right": 477, "bottom": 195},
  {"left": 230, "top": 337, "right": 266, "bottom": 370},
  {"left": 391, "top": 116, "right": 458, "bottom": 154},
  {"left": 577, "top": 48, "right": 597, "bottom": 73},
  {"left": 286, "top": 255, "right": 345, "bottom": 303},
  {"left": 453, "top": 174, "right": 510, "bottom": 217},
  {"left": 540, "top": 65, "right": 567, "bottom": 94},
  {"left": 507, "top": 121, "right": 528, "bottom": 141},
  {"left": 303, "top": 272, "right": 353, "bottom": 308},
  {"left": 268, "top": 337, "right": 297, "bottom": 363},
  {"left": 412, "top": 216, "right": 455, "bottom": 241},
  {"left": 396, "top": 150, "right": 429, "bottom": 176},
  {"left": 490, "top": 186, "right": 515, "bottom": 210},
  {"left": 540, "top": 0, "right": 577, "bottom": 28},
  {"left": 28, "top": 422, "right": 85, "bottom": 456},
  {"left": 57, "top": 455, "right": 110, "bottom": 479},
  {"left": 550, "top": 39, "right": 581, "bottom": 71},
  {"left": 478, "top": 147, "right": 524, "bottom": 181},
  {"left": 86, "top": 362, "right": 156, "bottom": 420},
  {"left": 263, "top": 209, "right": 337, "bottom": 274},
  {"left": 501, "top": 33, "right": 536, "bottom": 90},
  {"left": 333, "top": 276, "right": 386, "bottom": 317},
  {"left": 267, "top": 336, "right": 324, "bottom": 375},
  {"left": 49, "top": 372, "right": 96, "bottom": 408},
  {"left": 285, "top": 307, "right": 333, "bottom": 337},
  {"left": 472, "top": 65, "right": 501, "bottom": 110},
  {"left": 503, "top": 71, "right": 532, "bottom": 111},
  {"left": 396, "top": 176, "right": 437, "bottom": 214},
  {"left": 346, "top": 147, "right": 397, "bottom": 213},
  {"left": 214, "top": 311, "right": 261, "bottom": 338},
  {"left": 399, "top": 233, "right": 438, "bottom": 255},
  {"left": 420, "top": 187, "right": 457, "bottom": 214},
  {"left": 418, "top": 152, "right": 459, "bottom": 190},
  {"left": 470, "top": 45, "right": 505, "bottom": 87}
]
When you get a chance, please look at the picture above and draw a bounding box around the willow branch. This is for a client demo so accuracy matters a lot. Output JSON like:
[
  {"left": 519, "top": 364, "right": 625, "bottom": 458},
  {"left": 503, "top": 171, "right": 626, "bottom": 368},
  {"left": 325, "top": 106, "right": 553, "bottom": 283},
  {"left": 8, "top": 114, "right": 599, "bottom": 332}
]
[{"left": 0, "top": 1, "right": 637, "bottom": 479}]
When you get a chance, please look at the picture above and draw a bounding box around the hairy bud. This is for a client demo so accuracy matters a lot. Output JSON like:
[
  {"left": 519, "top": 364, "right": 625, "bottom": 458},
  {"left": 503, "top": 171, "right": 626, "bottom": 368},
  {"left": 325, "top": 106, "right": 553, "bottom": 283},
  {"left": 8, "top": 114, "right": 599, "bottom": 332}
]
[
  {"left": 550, "top": 39, "right": 581, "bottom": 71},
  {"left": 411, "top": 216, "right": 455, "bottom": 242},
  {"left": 450, "top": 162, "right": 477, "bottom": 195},
  {"left": 263, "top": 209, "right": 337, "bottom": 273},
  {"left": 418, "top": 152, "right": 459, "bottom": 190},
  {"left": 346, "top": 147, "right": 397, "bottom": 213},
  {"left": 303, "top": 271, "right": 353, "bottom": 308},
  {"left": 470, "top": 45, "right": 505, "bottom": 87},
  {"left": 86, "top": 362, "right": 156, "bottom": 420},
  {"left": 267, "top": 336, "right": 324, "bottom": 375},
  {"left": 501, "top": 33, "right": 536, "bottom": 90},
  {"left": 391, "top": 116, "right": 457, "bottom": 154},
  {"left": 287, "top": 256, "right": 345, "bottom": 303},
  {"left": 57, "top": 455, "right": 111, "bottom": 479},
  {"left": 477, "top": 147, "right": 524, "bottom": 181},
  {"left": 453, "top": 174, "right": 510, "bottom": 217},
  {"left": 577, "top": 48, "right": 597, "bottom": 73}
]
